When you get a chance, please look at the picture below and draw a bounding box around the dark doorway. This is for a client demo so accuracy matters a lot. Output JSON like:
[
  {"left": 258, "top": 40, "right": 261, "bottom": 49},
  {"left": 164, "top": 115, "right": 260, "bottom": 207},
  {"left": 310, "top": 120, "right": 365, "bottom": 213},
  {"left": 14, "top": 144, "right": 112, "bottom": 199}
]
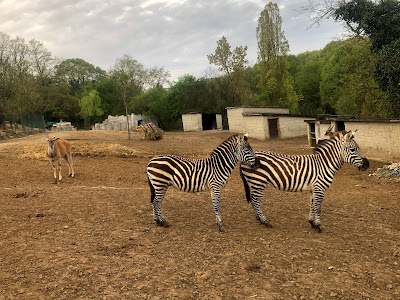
[
  {"left": 202, "top": 113, "right": 217, "bottom": 130},
  {"left": 309, "top": 122, "right": 316, "bottom": 147},
  {"left": 268, "top": 118, "right": 279, "bottom": 139},
  {"left": 336, "top": 121, "right": 345, "bottom": 131}
]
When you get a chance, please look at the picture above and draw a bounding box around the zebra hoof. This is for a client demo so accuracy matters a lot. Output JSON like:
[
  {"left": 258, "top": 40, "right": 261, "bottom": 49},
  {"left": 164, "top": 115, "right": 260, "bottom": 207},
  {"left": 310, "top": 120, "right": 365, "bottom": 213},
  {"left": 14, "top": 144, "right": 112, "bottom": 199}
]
[
  {"left": 309, "top": 220, "right": 323, "bottom": 233},
  {"left": 156, "top": 220, "right": 170, "bottom": 227},
  {"left": 264, "top": 222, "right": 273, "bottom": 228},
  {"left": 257, "top": 216, "right": 272, "bottom": 227},
  {"left": 217, "top": 222, "right": 225, "bottom": 232},
  {"left": 315, "top": 225, "right": 323, "bottom": 233}
]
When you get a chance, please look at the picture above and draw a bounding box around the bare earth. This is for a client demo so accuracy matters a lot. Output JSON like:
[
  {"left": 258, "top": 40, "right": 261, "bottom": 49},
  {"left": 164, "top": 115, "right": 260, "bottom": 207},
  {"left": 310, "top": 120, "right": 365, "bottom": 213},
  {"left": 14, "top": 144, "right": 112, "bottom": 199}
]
[{"left": 0, "top": 130, "right": 399, "bottom": 300}]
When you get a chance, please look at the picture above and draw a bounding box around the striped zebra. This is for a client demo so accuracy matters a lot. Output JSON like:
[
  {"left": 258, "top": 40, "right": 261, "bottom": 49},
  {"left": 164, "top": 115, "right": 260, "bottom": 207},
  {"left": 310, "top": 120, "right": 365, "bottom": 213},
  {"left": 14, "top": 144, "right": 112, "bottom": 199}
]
[
  {"left": 240, "top": 131, "right": 369, "bottom": 232},
  {"left": 147, "top": 134, "right": 260, "bottom": 231}
]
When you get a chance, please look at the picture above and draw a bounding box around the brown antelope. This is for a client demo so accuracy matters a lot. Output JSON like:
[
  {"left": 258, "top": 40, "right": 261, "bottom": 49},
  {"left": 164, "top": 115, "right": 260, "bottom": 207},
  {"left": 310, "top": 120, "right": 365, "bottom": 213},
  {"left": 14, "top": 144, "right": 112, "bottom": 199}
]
[
  {"left": 324, "top": 125, "right": 351, "bottom": 139},
  {"left": 46, "top": 137, "right": 75, "bottom": 184}
]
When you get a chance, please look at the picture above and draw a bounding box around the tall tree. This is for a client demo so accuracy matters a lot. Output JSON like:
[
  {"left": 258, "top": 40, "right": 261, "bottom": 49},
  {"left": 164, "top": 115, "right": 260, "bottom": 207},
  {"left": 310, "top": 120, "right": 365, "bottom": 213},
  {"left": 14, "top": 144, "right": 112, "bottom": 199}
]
[
  {"left": 55, "top": 58, "right": 106, "bottom": 95},
  {"left": 109, "top": 55, "right": 146, "bottom": 139},
  {"left": 256, "top": 2, "right": 298, "bottom": 112},
  {"left": 207, "top": 36, "right": 249, "bottom": 107}
]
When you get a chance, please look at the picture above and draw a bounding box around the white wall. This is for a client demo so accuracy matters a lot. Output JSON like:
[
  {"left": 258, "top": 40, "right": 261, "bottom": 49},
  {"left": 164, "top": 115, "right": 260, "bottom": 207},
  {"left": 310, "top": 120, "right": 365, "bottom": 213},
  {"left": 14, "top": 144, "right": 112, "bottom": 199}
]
[
  {"left": 226, "top": 106, "right": 290, "bottom": 132},
  {"left": 182, "top": 114, "right": 202, "bottom": 131},
  {"left": 344, "top": 121, "right": 400, "bottom": 160},
  {"left": 243, "top": 115, "right": 268, "bottom": 139},
  {"left": 278, "top": 116, "right": 311, "bottom": 138},
  {"left": 216, "top": 114, "right": 223, "bottom": 130}
]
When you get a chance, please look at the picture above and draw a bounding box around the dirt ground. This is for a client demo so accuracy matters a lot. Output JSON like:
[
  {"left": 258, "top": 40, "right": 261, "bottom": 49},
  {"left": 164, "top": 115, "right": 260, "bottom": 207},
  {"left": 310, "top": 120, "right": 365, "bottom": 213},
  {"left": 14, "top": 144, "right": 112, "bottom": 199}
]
[{"left": 0, "top": 130, "right": 399, "bottom": 300}]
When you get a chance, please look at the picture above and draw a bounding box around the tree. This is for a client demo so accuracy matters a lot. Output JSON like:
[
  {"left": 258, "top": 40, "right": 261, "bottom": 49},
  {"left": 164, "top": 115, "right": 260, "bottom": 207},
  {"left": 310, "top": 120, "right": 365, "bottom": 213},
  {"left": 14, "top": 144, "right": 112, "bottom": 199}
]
[
  {"left": 256, "top": 2, "right": 298, "bottom": 112},
  {"left": 109, "top": 55, "right": 147, "bottom": 138},
  {"left": 55, "top": 58, "right": 106, "bottom": 95},
  {"left": 305, "top": 0, "right": 400, "bottom": 116},
  {"left": 207, "top": 36, "right": 249, "bottom": 106},
  {"left": 288, "top": 51, "right": 323, "bottom": 115},
  {"left": 79, "top": 90, "right": 103, "bottom": 129},
  {"left": 319, "top": 38, "right": 388, "bottom": 117}
]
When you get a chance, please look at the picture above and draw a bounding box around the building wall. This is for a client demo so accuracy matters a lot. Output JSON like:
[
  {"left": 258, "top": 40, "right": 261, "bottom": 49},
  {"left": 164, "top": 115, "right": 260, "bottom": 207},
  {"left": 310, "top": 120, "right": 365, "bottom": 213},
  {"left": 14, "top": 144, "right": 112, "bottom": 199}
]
[
  {"left": 226, "top": 106, "right": 290, "bottom": 132},
  {"left": 216, "top": 114, "right": 223, "bottom": 130},
  {"left": 307, "top": 120, "right": 400, "bottom": 160},
  {"left": 243, "top": 115, "right": 268, "bottom": 140},
  {"left": 278, "top": 116, "right": 311, "bottom": 138},
  {"left": 241, "top": 107, "right": 289, "bottom": 114},
  {"left": 182, "top": 113, "right": 202, "bottom": 131},
  {"left": 344, "top": 121, "right": 400, "bottom": 160},
  {"left": 226, "top": 108, "right": 245, "bottom": 132}
]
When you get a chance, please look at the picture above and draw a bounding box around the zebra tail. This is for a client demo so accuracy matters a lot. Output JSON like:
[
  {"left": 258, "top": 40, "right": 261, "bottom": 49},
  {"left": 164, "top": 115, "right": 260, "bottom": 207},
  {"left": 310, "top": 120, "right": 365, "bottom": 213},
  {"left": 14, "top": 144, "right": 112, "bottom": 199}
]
[
  {"left": 239, "top": 168, "right": 251, "bottom": 203},
  {"left": 147, "top": 176, "right": 156, "bottom": 203}
]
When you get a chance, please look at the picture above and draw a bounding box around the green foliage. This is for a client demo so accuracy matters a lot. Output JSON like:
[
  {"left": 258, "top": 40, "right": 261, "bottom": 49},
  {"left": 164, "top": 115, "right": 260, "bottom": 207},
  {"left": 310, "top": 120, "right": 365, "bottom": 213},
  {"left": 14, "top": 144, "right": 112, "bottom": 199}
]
[
  {"left": 208, "top": 36, "right": 249, "bottom": 106},
  {"left": 256, "top": 2, "right": 298, "bottom": 113},
  {"left": 320, "top": 38, "right": 388, "bottom": 117},
  {"left": 333, "top": 0, "right": 400, "bottom": 116},
  {"left": 55, "top": 58, "right": 106, "bottom": 95},
  {"left": 79, "top": 90, "right": 103, "bottom": 128},
  {"left": 289, "top": 51, "right": 323, "bottom": 115}
]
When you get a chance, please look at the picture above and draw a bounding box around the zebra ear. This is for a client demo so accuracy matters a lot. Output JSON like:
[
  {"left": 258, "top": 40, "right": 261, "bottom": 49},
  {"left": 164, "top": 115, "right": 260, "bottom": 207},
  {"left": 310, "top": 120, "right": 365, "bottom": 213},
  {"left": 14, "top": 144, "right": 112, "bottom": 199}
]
[{"left": 243, "top": 132, "right": 249, "bottom": 141}]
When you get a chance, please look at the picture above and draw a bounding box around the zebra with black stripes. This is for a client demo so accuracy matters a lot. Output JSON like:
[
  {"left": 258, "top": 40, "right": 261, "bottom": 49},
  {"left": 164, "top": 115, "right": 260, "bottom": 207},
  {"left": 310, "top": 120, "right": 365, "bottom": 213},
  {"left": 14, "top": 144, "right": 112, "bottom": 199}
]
[
  {"left": 240, "top": 130, "right": 369, "bottom": 232},
  {"left": 147, "top": 134, "right": 260, "bottom": 231}
]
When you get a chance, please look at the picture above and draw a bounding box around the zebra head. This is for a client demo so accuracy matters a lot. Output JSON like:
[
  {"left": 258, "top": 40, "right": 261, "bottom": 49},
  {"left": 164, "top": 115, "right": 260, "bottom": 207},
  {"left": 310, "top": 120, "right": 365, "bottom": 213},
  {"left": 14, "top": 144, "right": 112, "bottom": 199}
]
[
  {"left": 236, "top": 134, "right": 260, "bottom": 169},
  {"left": 340, "top": 131, "right": 369, "bottom": 171}
]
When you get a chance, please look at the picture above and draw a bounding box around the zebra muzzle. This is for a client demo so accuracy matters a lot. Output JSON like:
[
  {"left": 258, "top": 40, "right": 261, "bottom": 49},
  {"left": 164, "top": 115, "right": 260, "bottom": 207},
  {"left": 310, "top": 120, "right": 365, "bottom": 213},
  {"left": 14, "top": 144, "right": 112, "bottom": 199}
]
[
  {"left": 253, "top": 157, "right": 261, "bottom": 169},
  {"left": 359, "top": 157, "right": 370, "bottom": 171}
]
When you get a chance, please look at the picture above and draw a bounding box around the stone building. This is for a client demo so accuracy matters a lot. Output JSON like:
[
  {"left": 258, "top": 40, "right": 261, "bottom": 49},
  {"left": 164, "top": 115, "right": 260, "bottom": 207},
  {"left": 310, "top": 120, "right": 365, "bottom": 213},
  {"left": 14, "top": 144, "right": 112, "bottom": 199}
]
[
  {"left": 181, "top": 113, "right": 222, "bottom": 131},
  {"left": 305, "top": 118, "right": 400, "bottom": 160},
  {"left": 226, "top": 106, "right": 315, "bottom": 140}
]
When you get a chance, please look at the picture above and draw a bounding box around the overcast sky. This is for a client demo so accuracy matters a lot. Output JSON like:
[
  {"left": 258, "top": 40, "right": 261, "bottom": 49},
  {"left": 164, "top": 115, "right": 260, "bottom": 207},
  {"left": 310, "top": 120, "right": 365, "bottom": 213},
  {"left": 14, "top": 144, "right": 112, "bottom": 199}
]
[{"left": 0, "top": 0, "right": 345, "bottom": 81}]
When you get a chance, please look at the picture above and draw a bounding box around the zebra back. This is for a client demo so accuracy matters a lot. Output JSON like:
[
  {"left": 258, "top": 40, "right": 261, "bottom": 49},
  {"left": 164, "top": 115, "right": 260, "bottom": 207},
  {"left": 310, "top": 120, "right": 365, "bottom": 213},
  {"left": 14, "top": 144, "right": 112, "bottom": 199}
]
[{"left": 147, "top": 134, "right": 257, "bottom": 193}]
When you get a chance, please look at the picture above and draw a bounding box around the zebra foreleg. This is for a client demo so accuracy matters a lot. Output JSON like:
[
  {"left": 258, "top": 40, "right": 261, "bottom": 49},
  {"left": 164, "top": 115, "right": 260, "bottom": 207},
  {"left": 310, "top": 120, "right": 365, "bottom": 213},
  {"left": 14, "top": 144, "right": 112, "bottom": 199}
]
[
  {"left": 210, "top": 189, "right": 224, "bottom": 231},
  {"left": 309, "top": 188, "right": 325, "bottom": 233}
]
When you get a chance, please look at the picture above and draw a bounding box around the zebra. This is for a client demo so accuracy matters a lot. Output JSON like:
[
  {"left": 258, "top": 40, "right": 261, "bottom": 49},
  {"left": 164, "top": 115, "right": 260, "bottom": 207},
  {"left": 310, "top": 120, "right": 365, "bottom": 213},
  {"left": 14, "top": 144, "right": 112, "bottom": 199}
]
[
  {"left": 147, "top": 134, "right": 260, "bottom": 231},
  {"left": 240, "top": 130, "right": 369, "bottom": 232}
]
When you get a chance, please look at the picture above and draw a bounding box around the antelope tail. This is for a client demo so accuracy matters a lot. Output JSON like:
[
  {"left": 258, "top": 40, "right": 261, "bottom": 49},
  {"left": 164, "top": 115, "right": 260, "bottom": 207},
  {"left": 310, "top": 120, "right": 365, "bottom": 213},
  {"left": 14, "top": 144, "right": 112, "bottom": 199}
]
[{"left": 239, "top": 168, "right": 251, "bottom": 203}]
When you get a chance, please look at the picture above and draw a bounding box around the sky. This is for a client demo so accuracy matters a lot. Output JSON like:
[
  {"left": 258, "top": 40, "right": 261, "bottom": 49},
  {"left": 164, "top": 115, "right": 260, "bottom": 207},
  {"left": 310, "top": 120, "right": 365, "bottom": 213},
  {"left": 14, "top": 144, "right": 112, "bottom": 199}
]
[{"left": 0, "top": 0, "right": 346, "bottom": 82}]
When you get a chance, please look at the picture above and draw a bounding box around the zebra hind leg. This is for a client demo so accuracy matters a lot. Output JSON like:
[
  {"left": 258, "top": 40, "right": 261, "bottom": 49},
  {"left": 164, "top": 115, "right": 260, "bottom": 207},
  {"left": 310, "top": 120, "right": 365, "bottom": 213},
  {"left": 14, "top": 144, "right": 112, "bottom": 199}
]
[
  {"left": 251, "top": 193, "right": 272, "bottom": 228},
  {"left": 151, "top": 184, "right": 169, "bottom": 227}
]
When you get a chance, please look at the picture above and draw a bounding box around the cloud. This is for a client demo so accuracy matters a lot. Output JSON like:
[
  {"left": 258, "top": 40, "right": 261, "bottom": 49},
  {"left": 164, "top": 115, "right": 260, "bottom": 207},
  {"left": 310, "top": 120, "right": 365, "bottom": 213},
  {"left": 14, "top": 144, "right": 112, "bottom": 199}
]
[{"left": 0, "top": 0, "right": 344, "bottom": 81}]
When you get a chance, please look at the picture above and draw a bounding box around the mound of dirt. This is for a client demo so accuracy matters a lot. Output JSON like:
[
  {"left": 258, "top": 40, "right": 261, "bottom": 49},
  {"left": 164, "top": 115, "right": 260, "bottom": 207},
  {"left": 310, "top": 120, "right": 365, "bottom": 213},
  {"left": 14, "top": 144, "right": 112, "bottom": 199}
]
[{"left": 17, "top": 142, "right": 140, "bottom": 159}]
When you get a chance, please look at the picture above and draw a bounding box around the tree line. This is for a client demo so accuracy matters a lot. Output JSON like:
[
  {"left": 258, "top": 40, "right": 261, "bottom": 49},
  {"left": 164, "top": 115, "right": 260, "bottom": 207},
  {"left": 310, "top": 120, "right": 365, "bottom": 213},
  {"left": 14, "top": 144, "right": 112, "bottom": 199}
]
[{"left": 0, "top": 0, "right": 398, "bottom": 131}]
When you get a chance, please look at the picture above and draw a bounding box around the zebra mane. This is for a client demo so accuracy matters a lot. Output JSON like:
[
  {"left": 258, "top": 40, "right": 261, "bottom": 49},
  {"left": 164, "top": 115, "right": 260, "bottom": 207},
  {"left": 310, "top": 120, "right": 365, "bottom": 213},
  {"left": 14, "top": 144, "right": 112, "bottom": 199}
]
[
  {"left": 313, "top": 136, "right": 340, "bottom": 154},
  {"left": 210, "top": 134, "right": 241, "bottom": 156}
]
